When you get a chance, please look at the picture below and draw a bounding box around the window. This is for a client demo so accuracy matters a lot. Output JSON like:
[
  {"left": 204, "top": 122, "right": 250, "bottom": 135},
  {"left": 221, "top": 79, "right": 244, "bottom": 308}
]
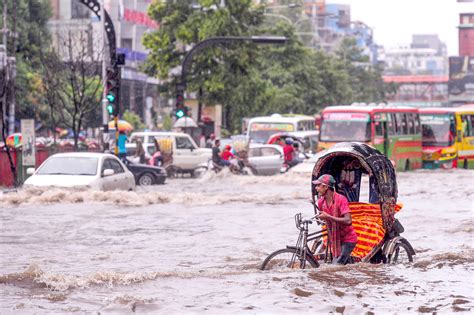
[
  {"left": 248, "top": 148, "right": 261, "bottom": 157},
  {"left": 261, "top": 147, "right": 279, "bottom": 156},
  {"left": 175, "top": 136, "right": 195, "bottom": 150},
  {"left": 407, "top": 114, "right": 415, "bottom": 135},
  {"left": 297, "top": 120, "right": 316, "bottom": 131},
  {"left": 71, "top": 1, "right": 90, "bottom": 19},
  {"left": 103, "top": 159, "right": 124, "bottom": 175},
  {"left": 462, "top": 115, "right": 474, "bottom": 137},
  {"left": 414, "top": 114, "right": 421, "bottom": 134},
  {"left": 401, "top": 114, "right": 409, "bottom": 134},
  {"left": 387, "top": 114, "right": 396, "bottom": 136},
  {"left": 394, "top": 113, "right": 403, "bottom": 134},
  {"left": 374, "top": 121, "right": 384, "bottom": 137}
]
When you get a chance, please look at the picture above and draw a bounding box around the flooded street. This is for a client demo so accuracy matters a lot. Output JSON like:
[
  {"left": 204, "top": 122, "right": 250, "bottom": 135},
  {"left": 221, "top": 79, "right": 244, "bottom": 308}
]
[{"left": 0, "top": 169, "right": 473, "bottom": 313}]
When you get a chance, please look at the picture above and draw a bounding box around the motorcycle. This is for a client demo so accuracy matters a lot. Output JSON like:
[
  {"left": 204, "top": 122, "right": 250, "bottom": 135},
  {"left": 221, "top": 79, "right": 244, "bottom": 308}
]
[{"left": 195, "top": 154, "right": 257, "bottom": 177}]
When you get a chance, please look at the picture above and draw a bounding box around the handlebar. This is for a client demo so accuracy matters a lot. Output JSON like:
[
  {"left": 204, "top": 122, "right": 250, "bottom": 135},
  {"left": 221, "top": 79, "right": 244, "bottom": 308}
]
[{"left": 294, "top": 213, "right": 325, "bottom": 230}]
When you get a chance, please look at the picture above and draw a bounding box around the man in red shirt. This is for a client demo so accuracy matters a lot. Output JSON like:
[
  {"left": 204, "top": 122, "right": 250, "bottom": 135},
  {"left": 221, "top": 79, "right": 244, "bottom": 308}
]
[
  {"left": 314, "top": 174, "right": 358, "bottom": 264},
  {"left": 283, "top": 138, "right": 298, "bottom": 167}
]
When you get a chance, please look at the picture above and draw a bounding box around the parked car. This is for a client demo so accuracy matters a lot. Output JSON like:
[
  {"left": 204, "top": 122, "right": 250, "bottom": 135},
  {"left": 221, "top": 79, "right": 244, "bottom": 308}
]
[
  {"left": 127, "top": 131, "right": 212, "bottom": 176},
  {"left": 248, "top": 144, "right": 285, "bottom": 176},
  {"left": 123, "top": 159, "right": 166, "bottom": 185},
  {"left": 24, "top": 152, "right": 136, "bottom": 191}
]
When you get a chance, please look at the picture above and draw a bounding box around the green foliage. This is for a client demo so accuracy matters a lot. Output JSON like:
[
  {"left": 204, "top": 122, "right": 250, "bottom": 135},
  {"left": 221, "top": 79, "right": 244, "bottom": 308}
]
[
  {"left": 143, "top": 0, "right": 391, "bottom": 132},
  {"left": 1, "top": 0, "right": 53, "bottom": 124},
  {"left": 162, "top": 114, "right": 173, "bottom": 131},
  {"left": 123, "top": 110, "right": 146, "bottom": 131}
]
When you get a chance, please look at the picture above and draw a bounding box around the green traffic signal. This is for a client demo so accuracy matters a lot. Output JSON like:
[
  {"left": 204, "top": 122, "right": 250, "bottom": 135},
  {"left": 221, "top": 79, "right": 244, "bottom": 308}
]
[
  {"left": 175, "top": 109, "right": 185, "bottom": 118},
  {"left": 106, "top": 103, "right": 114, "bottom": 115},
  {"left": 106, "top": 93, "right": 116, "bottom": 103}
]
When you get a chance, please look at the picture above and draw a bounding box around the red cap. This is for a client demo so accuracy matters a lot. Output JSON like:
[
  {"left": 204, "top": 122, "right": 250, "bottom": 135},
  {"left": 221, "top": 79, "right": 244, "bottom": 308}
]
[{"left": 312, "top": 174, "right": 336, "bottom": 189}]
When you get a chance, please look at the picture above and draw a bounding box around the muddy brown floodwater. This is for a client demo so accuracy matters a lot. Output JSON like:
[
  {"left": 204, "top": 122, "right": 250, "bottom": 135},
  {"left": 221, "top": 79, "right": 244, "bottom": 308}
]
[{"left": 0, "top": 169, "right": 473, "bottom": 313}]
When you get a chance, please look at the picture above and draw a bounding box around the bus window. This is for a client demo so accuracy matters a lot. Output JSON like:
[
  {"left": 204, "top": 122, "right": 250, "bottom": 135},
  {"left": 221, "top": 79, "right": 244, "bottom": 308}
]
[
  {"left": 320, "top": 113, "right": 371, "bottom": 142},
  {"left": 415, "top": 114, "right": 421, "bottom": 134},
  {"left": 387, "top": 113, "right": 396, "bottom": 135},
  {"left": 297, "top": 120, "right": 315, "bottom": 131},
  {"left": 402, "top": 114, "right": 409, "bottom": 134},
  {"left": 375, "top": 121, "right": 384, "bottom": 136},
  {"left": 394, "top": 113, "right": 402, "bottom": 134},
  {"left": 462, "top": 115, "right": 473, "bottom": 136},
  {"left": 408, "top": 114, "right": 415, "bottom": 135}
]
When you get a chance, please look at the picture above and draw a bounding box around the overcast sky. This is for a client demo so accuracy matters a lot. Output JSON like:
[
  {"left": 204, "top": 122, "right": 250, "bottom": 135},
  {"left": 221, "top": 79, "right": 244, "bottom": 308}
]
[{"left": 328, "top": 0, "right": 472, "bottom": 56}]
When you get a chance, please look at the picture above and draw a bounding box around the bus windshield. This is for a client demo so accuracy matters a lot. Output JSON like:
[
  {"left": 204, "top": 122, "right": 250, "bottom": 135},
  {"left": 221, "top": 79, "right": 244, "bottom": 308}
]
[
  {"left": 420, "top": 114, "right": 455, "bottom": 147},
  {"left": 320, "top": 113, "right": 371, "bottom": 142},
  {"left": 249, "top": 122, "right": 294, "bottom": 143}
]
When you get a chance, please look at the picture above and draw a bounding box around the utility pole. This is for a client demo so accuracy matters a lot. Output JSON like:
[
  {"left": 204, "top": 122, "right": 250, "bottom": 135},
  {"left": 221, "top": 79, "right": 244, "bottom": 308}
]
[
  {"left": 1, "top": 2, "right": 7, "bottom": 133},
  {"left": 7, "top": 0, "right": 16, "bottom": 135},
  {"left": 100, "top": 0, "right": 109, "bottom": 147}
]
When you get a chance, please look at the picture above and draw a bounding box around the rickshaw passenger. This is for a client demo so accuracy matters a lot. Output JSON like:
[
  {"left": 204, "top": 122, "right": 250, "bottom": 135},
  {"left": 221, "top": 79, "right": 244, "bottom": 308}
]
[{"left": 314, "top": 174, "right": 358, "bottom": 265}]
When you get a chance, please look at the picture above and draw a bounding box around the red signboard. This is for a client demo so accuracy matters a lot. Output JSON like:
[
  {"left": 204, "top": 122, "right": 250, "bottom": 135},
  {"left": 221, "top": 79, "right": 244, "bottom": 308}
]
[{"left": 123, "top": 8, "right": 159, "bottom": 29}]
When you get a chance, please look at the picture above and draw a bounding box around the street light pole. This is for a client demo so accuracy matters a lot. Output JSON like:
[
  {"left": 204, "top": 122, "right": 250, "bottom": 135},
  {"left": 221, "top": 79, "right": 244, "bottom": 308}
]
[{"left": 100, "top": 0, "right": 109, "bottom": 148}]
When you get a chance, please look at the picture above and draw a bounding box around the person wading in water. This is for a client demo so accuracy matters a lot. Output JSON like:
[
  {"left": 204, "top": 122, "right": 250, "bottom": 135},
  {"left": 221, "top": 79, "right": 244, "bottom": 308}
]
[{"left": 314, "top": 174, "right": 358, "bottom": 264}]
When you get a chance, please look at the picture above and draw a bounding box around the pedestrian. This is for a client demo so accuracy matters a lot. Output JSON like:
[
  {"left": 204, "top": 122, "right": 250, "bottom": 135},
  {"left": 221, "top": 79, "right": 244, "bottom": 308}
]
[
  {"left": 206, "top": 133, "right": 215, "bottom": 148},
  {"left": 133, "top": 139, "right": 147, "bottom": 164},
  {"left": 314, "top": 174, "right": 358, "bottom": 265},
  {"left": 117, "top": 130, "right": 128, "bottom": 162}
]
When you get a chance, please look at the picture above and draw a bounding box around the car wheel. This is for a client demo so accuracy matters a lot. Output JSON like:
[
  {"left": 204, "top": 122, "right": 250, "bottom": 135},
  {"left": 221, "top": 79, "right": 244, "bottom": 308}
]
[{"left": 138, "top": 173, "right": 155, "bottom": 186}]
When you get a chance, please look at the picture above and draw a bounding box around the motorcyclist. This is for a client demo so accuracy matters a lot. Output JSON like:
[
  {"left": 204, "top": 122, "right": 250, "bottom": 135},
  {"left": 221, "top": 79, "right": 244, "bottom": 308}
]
[
  {"left": 283, "top": 138, "right": 299, "bottom": 168},
  {"left": 212, "top": 139, "right": 230, "bottom": 168}
]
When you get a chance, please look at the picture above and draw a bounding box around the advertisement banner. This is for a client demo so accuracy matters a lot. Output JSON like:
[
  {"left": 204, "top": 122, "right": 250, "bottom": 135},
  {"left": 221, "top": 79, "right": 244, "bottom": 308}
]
[
  {"left": 21, "top": 119, "right": 36, "bottom": 166},
  {"left": 448, "top": 56, "right": 474, "bottom": 103}
]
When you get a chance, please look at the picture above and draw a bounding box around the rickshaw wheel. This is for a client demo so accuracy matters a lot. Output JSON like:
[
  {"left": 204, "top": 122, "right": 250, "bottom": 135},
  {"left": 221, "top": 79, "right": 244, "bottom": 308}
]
[
  {"left": 387, "top": 242, "right": 413, "bottom": 264},
  {"left": 260, "top": 248, "right": 318, "bottom": 270}
]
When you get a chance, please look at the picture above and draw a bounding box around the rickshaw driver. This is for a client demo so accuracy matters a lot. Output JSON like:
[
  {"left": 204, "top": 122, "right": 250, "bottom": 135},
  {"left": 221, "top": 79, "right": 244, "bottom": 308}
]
[{"left": 314, "top": 174, "right": 358, "bottom": 265}]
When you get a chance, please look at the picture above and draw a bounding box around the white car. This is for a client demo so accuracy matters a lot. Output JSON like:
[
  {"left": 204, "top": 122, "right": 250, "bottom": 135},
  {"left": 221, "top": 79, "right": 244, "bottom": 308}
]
[
  {"left": 127, "top": 131, "right": 212, "bottom": 173},
  {"left": 248, "top": 144, "right": 285, "bottom": 175},
  {"left": 24, "top": 152, "right": 136, "bottom": 191}
]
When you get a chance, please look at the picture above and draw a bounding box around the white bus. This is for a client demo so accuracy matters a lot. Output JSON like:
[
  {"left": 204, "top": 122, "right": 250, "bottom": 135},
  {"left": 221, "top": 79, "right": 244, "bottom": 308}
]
[{"left": 246, "top": 114, "right": 317, "bottom": 143}]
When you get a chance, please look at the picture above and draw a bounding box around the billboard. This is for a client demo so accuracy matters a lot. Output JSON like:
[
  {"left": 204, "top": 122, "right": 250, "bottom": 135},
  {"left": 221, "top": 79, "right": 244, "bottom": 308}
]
[{"left": 448, "top": 56, "right": 474, "bottom": 104}]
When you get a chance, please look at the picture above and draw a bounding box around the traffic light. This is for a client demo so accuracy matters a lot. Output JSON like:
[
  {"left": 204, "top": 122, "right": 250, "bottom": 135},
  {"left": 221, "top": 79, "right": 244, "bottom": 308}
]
[
  {"left": 105, "top": 66, "right": 120, "bottom": 116},
  {"left": 175, "top": 105, "right": 188, "bottom": 119},
  {"left": 175, "top": 86, "right": 187, "bottom": 118}
]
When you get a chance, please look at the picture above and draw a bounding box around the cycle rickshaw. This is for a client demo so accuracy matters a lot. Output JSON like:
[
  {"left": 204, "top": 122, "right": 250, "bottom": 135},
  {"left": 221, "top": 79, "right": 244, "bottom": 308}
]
[{"left": 260, "top": 142, "right": 415, "bottom": 270}]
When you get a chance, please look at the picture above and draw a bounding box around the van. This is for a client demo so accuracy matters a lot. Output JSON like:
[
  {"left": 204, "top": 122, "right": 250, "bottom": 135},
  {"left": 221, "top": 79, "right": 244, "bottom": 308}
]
[{"left": 127, "top": 132, "right": 212, "bottom": 172}]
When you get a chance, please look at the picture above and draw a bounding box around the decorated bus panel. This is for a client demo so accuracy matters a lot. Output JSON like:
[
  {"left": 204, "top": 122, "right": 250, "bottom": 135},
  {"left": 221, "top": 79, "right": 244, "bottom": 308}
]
[{"left": 318, "top": 105, "right": 422, "bottom": 171}]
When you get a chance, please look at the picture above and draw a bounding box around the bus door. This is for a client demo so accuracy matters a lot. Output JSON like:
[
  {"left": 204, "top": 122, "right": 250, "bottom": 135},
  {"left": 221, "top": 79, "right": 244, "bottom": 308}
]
[
  {"left": 459, "top": 113, "right": 474, "bottom": 168},
  {"left": 374, "top": 113, "right": 388, "bottom": 155}
]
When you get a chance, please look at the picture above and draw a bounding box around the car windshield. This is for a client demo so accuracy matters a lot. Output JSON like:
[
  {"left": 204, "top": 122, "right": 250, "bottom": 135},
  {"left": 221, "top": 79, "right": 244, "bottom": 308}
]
[
  {"left": 320, "top": 113, "right": 371, "bottom": 142},
  {"left": 249, "top": 123, "right": 294, "bottom": 143},
  {"left": 420, "top": 114, "right": 456, "bottom": 146},
  {"left": 37, "top": 157, "right": 98, "bottom": 175}
]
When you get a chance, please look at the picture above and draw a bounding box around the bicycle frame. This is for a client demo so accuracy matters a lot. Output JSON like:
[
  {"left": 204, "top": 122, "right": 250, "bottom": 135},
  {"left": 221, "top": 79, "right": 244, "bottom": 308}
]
[{"left": 288, "top": 213, "right": 327, "bottom": 268}]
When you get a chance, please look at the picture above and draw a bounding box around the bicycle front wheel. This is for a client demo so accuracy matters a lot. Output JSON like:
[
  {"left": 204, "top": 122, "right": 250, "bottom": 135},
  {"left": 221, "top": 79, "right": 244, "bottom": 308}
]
[{"left": 260, "top": 248, "right": 318, "bottom": 271}]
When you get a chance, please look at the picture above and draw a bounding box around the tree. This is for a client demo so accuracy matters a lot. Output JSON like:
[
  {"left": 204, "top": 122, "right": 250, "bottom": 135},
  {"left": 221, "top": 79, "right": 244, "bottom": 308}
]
[
  {"left": 335, "top": 38, "right": 388, "bottom": 103},
  {"left": 0, "top": 0, "right": 53, "bottom": 125},
  {"left": 39, "top": 29, "right": 103, "bottom": 149},
  {"left": 123, "top": 110, "right": 146, "bottom": 131},
  {"left": 143, "top": 1, "right": 391, "bottom": 132}
]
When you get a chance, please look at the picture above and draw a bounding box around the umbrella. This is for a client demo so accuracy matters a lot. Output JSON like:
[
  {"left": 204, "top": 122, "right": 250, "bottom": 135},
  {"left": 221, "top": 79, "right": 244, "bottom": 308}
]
[
  {"left": 174, "top": 117, "right": 198, "bottom": 128},
  {"left": 6, "top": 133, "right": 22, "bottom": 147},
  {"left": 108, "top": 120, "right": 134, "bottom": 132}
]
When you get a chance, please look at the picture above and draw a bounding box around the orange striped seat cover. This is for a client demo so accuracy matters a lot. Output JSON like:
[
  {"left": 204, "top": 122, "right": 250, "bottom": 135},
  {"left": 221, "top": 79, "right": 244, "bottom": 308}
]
[{"left": 349, "top": 202, "right": 402, "bottom": 259}]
